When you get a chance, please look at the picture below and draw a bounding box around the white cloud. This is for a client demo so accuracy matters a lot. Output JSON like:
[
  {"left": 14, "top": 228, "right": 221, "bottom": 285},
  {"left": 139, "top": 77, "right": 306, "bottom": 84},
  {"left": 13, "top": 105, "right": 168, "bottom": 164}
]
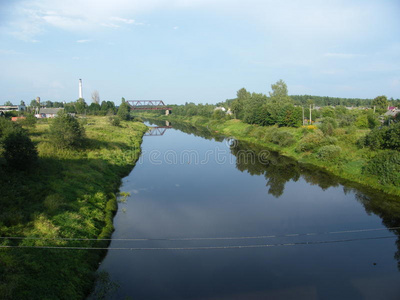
[
  {"left": 76, "top": 39, "right": 91, "bottom": 43},
  {"left": 6, "top": 0, "right": 393, "bottom": 44},
  {"left": 101, "top": 23, "right": 120, "bottom": 29},
  {"left": 110, "top": 16, "right": 135, "bottom": 24},
  {"left": 173, "top": 26, "right": 179, "bottom": 30}
]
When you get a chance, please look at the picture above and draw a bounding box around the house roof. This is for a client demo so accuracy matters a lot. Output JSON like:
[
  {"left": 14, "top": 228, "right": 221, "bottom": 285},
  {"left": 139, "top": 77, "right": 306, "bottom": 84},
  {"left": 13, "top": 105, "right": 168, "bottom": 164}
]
[
  {"left": 384, "top": 110, "right": 399, "bottom": 117},
  {"left": 39, "top": 108, "right": 64, "bottom": 114}
]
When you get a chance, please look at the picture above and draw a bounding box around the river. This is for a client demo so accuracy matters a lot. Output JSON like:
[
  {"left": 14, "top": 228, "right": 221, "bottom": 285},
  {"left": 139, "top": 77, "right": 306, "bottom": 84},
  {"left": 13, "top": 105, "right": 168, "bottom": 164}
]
[{"left": 94, "top": 121, "right": 400, "bottom": 299}]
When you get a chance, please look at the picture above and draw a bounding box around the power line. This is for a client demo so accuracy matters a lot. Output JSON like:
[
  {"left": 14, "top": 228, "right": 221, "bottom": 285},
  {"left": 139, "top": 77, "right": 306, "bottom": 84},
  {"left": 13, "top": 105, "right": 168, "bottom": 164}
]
[
  {"left": 0, "top": 235, "right": 396, "bottom": 251},
  {"left": 0, "top": 226, "right": 399, "bottom": 242}
]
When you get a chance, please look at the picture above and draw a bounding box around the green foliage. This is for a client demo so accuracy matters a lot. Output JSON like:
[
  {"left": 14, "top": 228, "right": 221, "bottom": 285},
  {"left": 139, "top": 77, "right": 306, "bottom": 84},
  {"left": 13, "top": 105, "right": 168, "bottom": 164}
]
[
  {"left": 75, "top": 98, "right": 88, "bottom": 114},
  {"left": 109, "top": 116, "right": 121, "bottom": 126},
  {"left": 321, "top": 107, "right": 336, "bottom": 118},
  {"left": 49, "top": 112, "right": 86, "bottom": 149},
  {"left": 117, "top": 101, "right": 131, "bottom": 121},
  {"left": 363, "top": 150, "right": 400, "bottom": 185},
  {"left": 212, "top": 109, "right": 226, "bottom": 120},
  {"left": 270, "top": 129, "right": 296, "bottom": 147},
  {"left": 1, "top": 126, "right": 38, "bottom": 170},
  {"left": 0, "top": 117, "right": 147, "bottom": 299},
  {"left": 360, "top": 122, "right": 400, "bottom": 150},
  {"left": 297, "top": 130, "right": 337, "bottom": 152},
  {"left": 20, "top": 113, "right": 37, "bottom": 128},
  {"left": 372, "top": 95, "right": 389, "bottom": 109},
  {"left": 319, "top": 117, "right": 338, "bottom": 136},
  {"left": 242, "top": 93, "right": 268, "bottom": 124},
  {"left": 231, "top": 88, "right": 251, "bottom": 119},
  {"left": 316, "top": 145, "right": 342, "bottom": 160}
]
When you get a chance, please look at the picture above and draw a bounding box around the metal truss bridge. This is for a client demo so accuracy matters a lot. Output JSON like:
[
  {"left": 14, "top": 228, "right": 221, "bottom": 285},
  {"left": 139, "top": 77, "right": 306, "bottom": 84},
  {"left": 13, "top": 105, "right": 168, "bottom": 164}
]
[{"left": 127, "top": 100, "right": 172, "bottom": 111}]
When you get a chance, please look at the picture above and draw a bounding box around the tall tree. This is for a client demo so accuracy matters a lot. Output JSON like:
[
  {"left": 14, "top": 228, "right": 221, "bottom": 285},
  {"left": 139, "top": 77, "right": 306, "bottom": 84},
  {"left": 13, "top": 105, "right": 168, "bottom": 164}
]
[
  {"left": 91, "top": 90, "right": 100, "bottom": 104},
  {"left": 372, "top": 95, "right": 389, "bottom": 109}
]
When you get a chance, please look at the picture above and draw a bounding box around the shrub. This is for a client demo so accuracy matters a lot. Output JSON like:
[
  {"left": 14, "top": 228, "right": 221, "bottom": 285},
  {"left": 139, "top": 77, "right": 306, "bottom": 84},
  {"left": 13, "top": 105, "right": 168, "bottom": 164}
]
[
  {"left": 20, "top": 114, "right": 37, "bottom": 128},
  {"left": 297, "top": 130, "right": 324, "bottom": 152},
  {"left": 108, "top": 116, "right": 120, "bottom": 127},
  {"left": 360, "top": 122, "right": 400, "bottom": 151},
  {"left": 317, "top": 145, "right": 342, "bottom": 160},
  {"left": 2, "top": 128, "right": 38, "bottom": 169},
  {"left": 49, "top": 112, "right": 86, "bottom": 149},
  {"left": 363, "top": 150, "right": 400, "bottom": 185},
  {"left": 270, "top": 131, "right": 296, "bottom": 147},
  {"left": 319, "top": 117, "right": 338, "bottom": 136},
  {"left": 297, "top": 130, "right": 337, "bottom": 152}
]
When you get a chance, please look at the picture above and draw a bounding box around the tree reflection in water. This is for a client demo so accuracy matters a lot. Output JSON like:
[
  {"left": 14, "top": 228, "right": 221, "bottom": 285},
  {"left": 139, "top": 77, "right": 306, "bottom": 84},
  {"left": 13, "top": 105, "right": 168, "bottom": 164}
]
[{"left": 144, "top": 118, "right": 400, "bottom": 270}]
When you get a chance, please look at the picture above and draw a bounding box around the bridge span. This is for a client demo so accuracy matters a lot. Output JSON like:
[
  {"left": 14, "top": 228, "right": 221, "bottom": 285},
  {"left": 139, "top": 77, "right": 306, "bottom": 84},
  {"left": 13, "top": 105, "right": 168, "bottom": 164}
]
[{"left": 127, "top": 100, "right": 172, "bottom": 115}]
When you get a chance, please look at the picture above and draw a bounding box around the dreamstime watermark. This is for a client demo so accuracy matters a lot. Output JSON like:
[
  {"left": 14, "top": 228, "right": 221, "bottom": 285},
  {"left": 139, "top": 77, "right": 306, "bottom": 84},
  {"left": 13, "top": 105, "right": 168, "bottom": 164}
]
[{"left": 126, "top": 136, "right": 272, "bottom": 166}]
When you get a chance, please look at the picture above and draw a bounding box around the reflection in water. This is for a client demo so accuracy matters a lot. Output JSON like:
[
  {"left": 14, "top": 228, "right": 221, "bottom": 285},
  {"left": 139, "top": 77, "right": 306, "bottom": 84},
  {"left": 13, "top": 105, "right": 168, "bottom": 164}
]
[
  {"left": 99, "top": 118, "right": 400, "bottom": 299},
  {"left": 151, "top": 118, "right": 400, "bottom": 271}
]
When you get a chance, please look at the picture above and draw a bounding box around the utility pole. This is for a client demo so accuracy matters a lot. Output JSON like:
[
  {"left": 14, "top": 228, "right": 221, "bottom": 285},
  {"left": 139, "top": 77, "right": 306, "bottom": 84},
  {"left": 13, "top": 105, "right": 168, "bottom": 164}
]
[
  {"left": 302, "top": 106, "right": 305, "bottom": 126},
  {"left": 309, "top": 104, "right": 312, "bottom": 124}
]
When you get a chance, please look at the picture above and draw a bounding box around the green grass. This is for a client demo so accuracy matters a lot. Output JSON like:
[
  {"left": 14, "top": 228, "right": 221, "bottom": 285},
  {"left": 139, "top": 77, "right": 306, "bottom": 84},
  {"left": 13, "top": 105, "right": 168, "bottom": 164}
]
[
  {"left": 0, "top": 117, "right": 147, "bottom": 299},
  {"left": 139, "top": 112, "right": 400, "bottom": 197}
]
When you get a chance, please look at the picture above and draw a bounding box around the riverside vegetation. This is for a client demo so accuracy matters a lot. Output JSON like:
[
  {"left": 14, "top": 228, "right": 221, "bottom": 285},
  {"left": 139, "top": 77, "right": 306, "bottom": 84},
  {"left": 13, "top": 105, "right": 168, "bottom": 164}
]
[
  {"left": 0, "top": 113, "right": 147, "bottom": 299},
  {"left": 137, "top": 80, "right": 400, "bottom": 197}
]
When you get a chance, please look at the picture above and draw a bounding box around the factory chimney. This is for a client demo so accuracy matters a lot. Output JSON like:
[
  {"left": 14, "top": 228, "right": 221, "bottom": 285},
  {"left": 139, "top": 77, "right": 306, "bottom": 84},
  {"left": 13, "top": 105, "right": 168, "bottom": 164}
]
[{"left": 79, "top": 79, "right": 83, "bottom": 99}]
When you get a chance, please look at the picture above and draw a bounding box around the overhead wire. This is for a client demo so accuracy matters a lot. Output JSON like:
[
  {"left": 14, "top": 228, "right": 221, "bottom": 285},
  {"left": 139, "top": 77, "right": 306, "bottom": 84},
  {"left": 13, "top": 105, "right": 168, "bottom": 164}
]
[
  {"left": 0, "top": 226, "right": 399, "bottom": 242},
  {"left": 0, "top": 235, "right": 396, "bottom": 251}
]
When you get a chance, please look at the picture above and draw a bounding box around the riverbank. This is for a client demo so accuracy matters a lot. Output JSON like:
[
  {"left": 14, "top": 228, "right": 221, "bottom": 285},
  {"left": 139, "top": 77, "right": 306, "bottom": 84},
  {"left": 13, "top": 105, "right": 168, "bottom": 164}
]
[
  {"left": 139, "top": 112, "right": 400, "bottom": 197},
  {"left": 0, "top": 116, "right": 147, "bottom": 299}
]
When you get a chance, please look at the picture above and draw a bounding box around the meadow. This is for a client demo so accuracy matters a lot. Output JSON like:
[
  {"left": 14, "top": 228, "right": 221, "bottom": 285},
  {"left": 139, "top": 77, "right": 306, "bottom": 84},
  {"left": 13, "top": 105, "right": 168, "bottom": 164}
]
[{"left": 0, "top": 116, "right": 147, "bottom": 299}]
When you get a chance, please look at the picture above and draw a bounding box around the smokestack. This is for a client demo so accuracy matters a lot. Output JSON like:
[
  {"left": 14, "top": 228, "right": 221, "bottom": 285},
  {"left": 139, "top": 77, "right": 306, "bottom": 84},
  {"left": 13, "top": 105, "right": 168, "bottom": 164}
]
[{"left": 79, "top": 79, "right": 83, "bottom": 99}]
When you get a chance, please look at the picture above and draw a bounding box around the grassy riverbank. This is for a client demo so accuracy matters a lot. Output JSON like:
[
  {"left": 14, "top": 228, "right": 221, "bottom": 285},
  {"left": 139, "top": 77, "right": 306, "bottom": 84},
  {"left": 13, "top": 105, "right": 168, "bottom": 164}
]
[
  {"left": 0, "top": 116, "right": 147, "bottom": 299},
  {"left": 140, "top": 112, "right": 400, "bottom": 197}
]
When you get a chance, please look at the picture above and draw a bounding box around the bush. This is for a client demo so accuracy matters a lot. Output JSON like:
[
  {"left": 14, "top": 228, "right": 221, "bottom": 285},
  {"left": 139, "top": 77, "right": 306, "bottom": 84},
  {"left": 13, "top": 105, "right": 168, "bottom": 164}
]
[
  {"left": 297, "top": 130, "right": 337, "bottom": 152},
  {"left": 109, "top": 116, "right": 120, "bottom": 127},
  {"left": 2, "top": 128, "right": 38, "bottom": 169},
  {"left": 360, "top": 122, "right": 400, "bottom": 151},
  {"left": 319, "top": 117, "right": 337, "bottom": 136},
  {"left": 49, "top": 112, "right": 86, "bottom": 149},
  {"left": 270, "top": 130, "right": 296, "bottom": 147},
  {"left": 363, "top": 150, "right": 400, "bottom": 185},
  {"left": 317, "top": 145, "right": 342, "bottom": 160}
]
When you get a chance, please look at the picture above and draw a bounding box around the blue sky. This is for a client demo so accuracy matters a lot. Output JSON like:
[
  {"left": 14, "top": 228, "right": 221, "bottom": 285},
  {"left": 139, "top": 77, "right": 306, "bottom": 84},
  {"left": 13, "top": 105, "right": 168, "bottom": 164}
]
[{"left": 0, "top": 0, "right": 399, "bottom": 105}]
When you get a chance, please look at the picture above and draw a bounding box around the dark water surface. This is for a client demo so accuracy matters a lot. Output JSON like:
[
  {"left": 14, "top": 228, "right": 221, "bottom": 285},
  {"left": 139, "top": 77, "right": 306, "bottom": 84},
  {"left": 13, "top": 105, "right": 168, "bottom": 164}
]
[{"left": 97, "top": 122, "right": 400, "bottom": 299}]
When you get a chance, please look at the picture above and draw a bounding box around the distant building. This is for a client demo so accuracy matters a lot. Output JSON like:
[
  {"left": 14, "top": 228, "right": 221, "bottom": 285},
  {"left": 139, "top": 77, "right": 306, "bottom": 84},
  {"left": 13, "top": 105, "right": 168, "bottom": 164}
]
[
  {"left": 0, "top": 105, "right": 26, "bottom": 112},
  {"left": 37, "top": 108, "right": 64, "bottom": 118},
  {"left": 384, "top": 108, "right": 400, "bottom": 118},
  {"left": 214, "top": 107, "right": 226, "bottom": 112},
  {"left": 11, "top": 116, "right": 26, "bottom": 122}
]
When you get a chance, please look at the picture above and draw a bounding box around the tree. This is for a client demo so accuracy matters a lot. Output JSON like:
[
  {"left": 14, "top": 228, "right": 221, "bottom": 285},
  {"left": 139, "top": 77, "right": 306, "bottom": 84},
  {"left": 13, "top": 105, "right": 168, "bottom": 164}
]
[
  {"left": 4, "top": 101, "right": 13, "bottom": 106},
  {"left": 49, "top": 112, "right": 86, "bottom": 149},
  {"left": 269, "top": 79, "right": 292, "bottom": 105},
  {"left": 231, "top": 88, "right": 250, "bottom": 119},
  {"left": 372, "top": 95, "right": 389, "bottom": 109},
  {"left": 117, "top": 100, "right": 130, "bottom": 121},
  {"left": 2, "top": 129, "right": 38, "bottom": 169},
  {"left": 75, "top": 98, "right": 87, "bottom": 114},
  {"left": 88, "top": 103, "right": 101, "bottom": 115},
  {"left": 91, "top": 90, "right": 100, "bottom": 104},
  {"left": 0, "top": 120, "right": 37, "bottom": 169}
]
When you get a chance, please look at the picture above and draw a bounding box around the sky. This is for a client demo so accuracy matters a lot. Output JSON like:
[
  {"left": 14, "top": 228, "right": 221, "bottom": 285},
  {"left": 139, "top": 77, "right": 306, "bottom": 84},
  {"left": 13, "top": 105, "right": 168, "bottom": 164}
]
[{"left": 0, "top": 0, "right": 399, "bottom": 105}]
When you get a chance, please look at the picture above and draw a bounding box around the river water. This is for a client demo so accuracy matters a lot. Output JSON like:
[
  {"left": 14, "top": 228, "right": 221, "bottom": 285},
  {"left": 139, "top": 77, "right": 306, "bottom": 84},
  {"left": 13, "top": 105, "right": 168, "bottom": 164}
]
[{"left": 96, "top": 121, "right": 400, "bottom": 299}]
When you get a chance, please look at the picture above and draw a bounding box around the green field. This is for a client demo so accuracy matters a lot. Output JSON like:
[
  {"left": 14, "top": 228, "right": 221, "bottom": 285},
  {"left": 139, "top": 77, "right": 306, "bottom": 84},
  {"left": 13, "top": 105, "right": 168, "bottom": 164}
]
[{"left": 0, "top": 116, "right": 147, "bottom": 299}]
